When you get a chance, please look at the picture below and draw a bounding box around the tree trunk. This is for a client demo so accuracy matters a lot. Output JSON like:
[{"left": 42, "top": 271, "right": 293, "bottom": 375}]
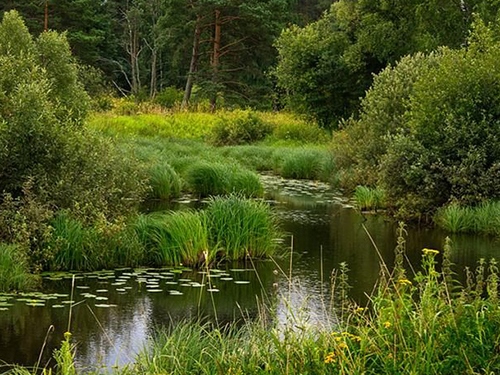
[
  {"left": 210, "top": 9, "right": 221, "bottom": 112},
  {"left": 182, "top": 14, "right": 202, "bottom": 109}
]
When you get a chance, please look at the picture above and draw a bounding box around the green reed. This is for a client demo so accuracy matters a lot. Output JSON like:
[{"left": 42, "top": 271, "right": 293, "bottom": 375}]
[
  {"left": 147, "top": 163, "right": 182, "bottom": 200},
  {"left": 205, "top": 194, "right": 280, "bottom": 259},
  {"left": 353, "top": 185, "right": 386, "bottom": 211},
  {"left": 435, "top": 201, "right": 500, "bottom": 235}
]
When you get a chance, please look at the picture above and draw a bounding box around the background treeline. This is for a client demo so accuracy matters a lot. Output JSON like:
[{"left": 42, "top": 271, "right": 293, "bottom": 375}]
[{"left": 0, "top": 0, "right": 331, "bottom": 109}]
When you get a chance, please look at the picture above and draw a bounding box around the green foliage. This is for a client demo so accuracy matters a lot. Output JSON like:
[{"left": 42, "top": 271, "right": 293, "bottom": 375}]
[
  {"left": 0, "top": 11, "right": 146, "bottom": 238},
  {"left": 381, "top": 31, "right": 500, "bottom": 215},
  {"left": 154, "top": 87, "right": 184, "bottom": 109},
  {"left": 210, "top": 110, "right": 273, "bottom": 146},
  {"left": 219, "top": 145, "right": 276, "bottom": 171},
  {"left": 0, "top": 243, "right": 38, "bottom": 292},
  {"left": 331, "top": 52, "right": 440, "bottom": 191},
  {"left": 205, "top": 194, "right": 280, "bottom": 259}
]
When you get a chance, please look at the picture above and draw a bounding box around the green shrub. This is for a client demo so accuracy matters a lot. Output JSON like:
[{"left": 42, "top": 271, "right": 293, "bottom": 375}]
[
  {"left": 154, "top": 86, "right": 184, "bottom": 108},
  {"left": 0, "top": 243, "right": 38, "bottom": 291},
  {"left": 331, "top": 52, "right": 440, "bottom": 191},
  {"left": 210, "top": 110, "right": 272, "bottom": 145},
  {"left": 205, "top": 194, "right": 280, "bottom": 259}
]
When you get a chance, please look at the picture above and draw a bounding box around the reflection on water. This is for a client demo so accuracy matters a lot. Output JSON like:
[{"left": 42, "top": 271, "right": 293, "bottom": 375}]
[{"left": 1, "top": 174, "right": 500, "bottom": 370}]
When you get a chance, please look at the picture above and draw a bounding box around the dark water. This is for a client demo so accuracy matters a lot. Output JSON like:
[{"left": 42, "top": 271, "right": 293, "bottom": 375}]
[{"left": 1, "top": 174, "right": 500, "bottom": 371}]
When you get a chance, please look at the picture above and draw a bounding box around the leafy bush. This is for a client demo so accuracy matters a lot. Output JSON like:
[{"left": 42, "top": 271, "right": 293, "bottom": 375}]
[
  {"left": 155, "top": 86, "right": 184, "bottom": 108},
  {"left": 210, "top": 110, "right": 272, "bottom": 145},
  {"left": 0, "top": 12, "right": 147, "bottom": 270},
  {"left": 381, "top": 25, "right": 500, "bottom": 215},
  {"left": 331, "top": 52, "right": 440, "bottom": 191}
]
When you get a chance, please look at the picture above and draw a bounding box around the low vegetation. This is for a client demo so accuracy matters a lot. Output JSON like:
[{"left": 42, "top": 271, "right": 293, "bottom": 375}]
[{"left": 435, "top": 201, "right": 500, "bottom": 235}]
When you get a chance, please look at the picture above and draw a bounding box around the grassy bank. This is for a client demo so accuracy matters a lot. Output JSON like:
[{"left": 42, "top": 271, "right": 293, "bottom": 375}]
[{"left": 17, "top": 226, "right": 500, "bottom": 374}]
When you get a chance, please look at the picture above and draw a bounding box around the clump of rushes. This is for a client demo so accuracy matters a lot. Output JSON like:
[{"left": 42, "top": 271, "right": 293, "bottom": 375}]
[
  {"left": 184, "top": 161, "right": 229, "bottom": 197},
  {"left": 147, "top": 163, "right": 182, "bottom": 200},
  {"left": 205, "top": 194, "right": 280, "bottom": 259},
  {"left": 184, "top": 161, "right": 263, "bottom": 198},
  {"left": 132, "top": 211, "right": 210, "bottom": 267},
  {"left": 0, "top": 243, "right": 38, "bottom": 291},
  {"left": 435, "top": 201, "right": 500, "bottom": 235},
  {"left": 273, "top": 147, "right": 335, "bottom": 181},
  {"left": 353, "top": 185, "right": 386, "bottom": 211}
]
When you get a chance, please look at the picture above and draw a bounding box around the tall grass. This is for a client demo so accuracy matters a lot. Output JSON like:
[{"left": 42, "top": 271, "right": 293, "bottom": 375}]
[
  {"left": 205, "top": 194, "right": 281, "bottom": 259},
  {"left": 87, "top": 112, "right": 218, "bottom": 140},
  {"left": 147, "top": 163, "right": 182, "bottom": 200},
  {"left": 184, "top": 161, "right": 263, "bottom": 198},
  {"left": 129, "top": 230, "right": 500, "bottom": 375},
  {"left": 219, "top": 145, "right": 275, "bottom": 171},
  {"left": 48, "top": 212, "right": 146, "bottom": 271},
  {"left": 353, "top": 185, "right": 386, "bottom": 211},
  {"left": 273, "top": 147, "right": 335, "bottom": 181},
  {"left": 435, "top": 201, "right": 500, "bottom": 235},
  {"left": 0, "top": 243, "right": 38, "bottom": 291}
]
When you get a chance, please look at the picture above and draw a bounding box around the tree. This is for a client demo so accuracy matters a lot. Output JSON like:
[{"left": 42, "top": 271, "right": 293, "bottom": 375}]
[{"left": 275, "top": 0, "right": 494, "bottom": 128}]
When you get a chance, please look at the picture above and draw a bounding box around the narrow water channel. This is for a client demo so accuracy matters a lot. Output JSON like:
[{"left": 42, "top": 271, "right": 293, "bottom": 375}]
[{"left": 1, "top": 174, "right": 499, "bottom": 371}]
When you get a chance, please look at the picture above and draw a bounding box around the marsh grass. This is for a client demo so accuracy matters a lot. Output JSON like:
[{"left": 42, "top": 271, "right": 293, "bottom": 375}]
[
  {"left": 147, "top": 163, "right": 182, "bottom": 200},
  {"left": 205, "top": 194, "right": 280, "bottom": 259},
  {"left": 273, "top": 147, "right": 335, "bottom": 181},
  {"left": 162, "top": 210, "right": 211, "bottom": 266},
  {"left": 127, "top": 226, "right": 500, "bottom": 375},
  {"left": 354, "top": 185, "right": 386, "bottom": 211},
  {"left": 184, "top": 161, "right": 263, "bottom": 198},
  {"left": 436, "top": 201, "right": 500, "bottom": 235},
  {"left": 219, "top": 145, "right": 275, "bottom": 171},
  {"left": 87, "top": 112, "right": 218, "bottom": 140},
  {"left": 0, "top": 243, "right": 38, "bottom": 291}
]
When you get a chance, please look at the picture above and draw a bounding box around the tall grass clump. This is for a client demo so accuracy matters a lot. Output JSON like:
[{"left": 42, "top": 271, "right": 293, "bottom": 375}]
[
  {"left": 205, "top": 194, "right": 280, "bottom": 259},
  {"left": 147, "top": 163, "right": 182, "bottom": 200},
  {"left": 184, "top": 161, "right": 263, "bottom": 198},
  {"left": 273, "top": 147, "right": 335, "bottom": 181},
  {"left": 353, "top": 186, "right": 386, "bottom": 211},
  {"left": 435, "top": 201, "right": 500, "bottom": 235},
  {"left": 0, "top": 243, "right": 38, "bottom": 291},
  {"left": 184, "top": 161, "right": 230, "bottom": 197},
  {"left": 132, "top": 212, "right": 210, "bottom": 266},
  {"left": 161, "top": 210, "right": 211, "bottom": 266}
]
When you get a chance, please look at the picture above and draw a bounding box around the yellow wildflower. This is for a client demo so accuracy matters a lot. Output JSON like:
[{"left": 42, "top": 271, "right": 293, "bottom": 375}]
[
  {"left": 337, "top": 342, "right": 348, "bottom": 350},
  {"left": 422, "top": 248, "right": 439, "bottom": 256},
  {"left": 398, "top": 279, "right": 412, "bottom": 286},
  {"left": 350, "top": 335, "right": 362, "bottom": 342},
  {"left": 355, "top": 307, "right": 366, "bottom": 313},
  {"left": 324, "top": 352, "right": 336, "bottom": 364},
  {"left": 383, "top": 321, "right": 392, "bottom": 329}
]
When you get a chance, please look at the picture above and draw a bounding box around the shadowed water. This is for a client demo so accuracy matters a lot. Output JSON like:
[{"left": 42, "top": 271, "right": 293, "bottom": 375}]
[{"left": 1, "top": 174, "right": 499, "bottom": 371}]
